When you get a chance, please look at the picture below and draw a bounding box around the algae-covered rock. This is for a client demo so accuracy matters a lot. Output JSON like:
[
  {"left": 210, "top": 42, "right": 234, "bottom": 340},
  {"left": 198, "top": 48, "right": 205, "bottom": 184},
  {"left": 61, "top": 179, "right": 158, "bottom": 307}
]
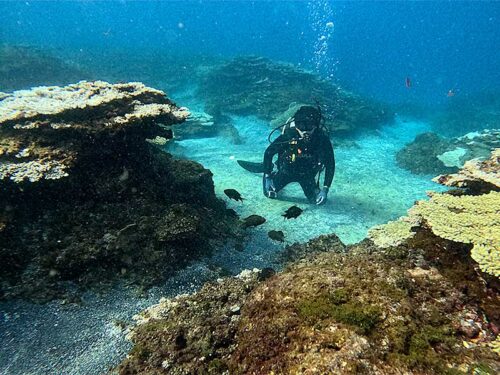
[
  {"left": 0, "top": 81, "right": 238, "bottom": 301},
  {"left": 118, "top": 269, "right": 263, "bottom": 375},
  {"left": 119, "top": 237, "right": 499, "bottom": 374},
  {"left": 396, "top": 129, "right": 499, "bottom": 176},
  {"left": 199, "top": 56, "right": 393, "bottom": 135},
  {"left": 396, "top": 132, "right": 458, "bottom": 175}
]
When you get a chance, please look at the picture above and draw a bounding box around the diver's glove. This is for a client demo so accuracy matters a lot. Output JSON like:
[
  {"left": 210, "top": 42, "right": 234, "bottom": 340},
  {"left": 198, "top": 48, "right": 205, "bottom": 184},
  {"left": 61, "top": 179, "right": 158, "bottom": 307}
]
[
  {"left": 316, "top": 186, "right": 329, "bottom": 205},
  {"left": 263, "top": 174, "right": 277, "bottom": 199}
]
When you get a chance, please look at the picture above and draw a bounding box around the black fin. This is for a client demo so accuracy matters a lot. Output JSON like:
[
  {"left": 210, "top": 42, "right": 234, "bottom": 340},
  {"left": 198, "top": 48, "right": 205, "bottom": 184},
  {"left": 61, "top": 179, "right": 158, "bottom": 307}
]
[{"left": 237, "top": 160, "right": 265, "bottom": 173}]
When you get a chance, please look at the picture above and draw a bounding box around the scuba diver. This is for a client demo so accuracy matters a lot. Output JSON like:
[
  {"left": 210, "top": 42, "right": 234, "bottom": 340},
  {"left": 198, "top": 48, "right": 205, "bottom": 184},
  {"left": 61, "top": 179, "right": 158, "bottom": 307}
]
[{"left": 238, "top": 104, "right": 335, "bottom": 205}]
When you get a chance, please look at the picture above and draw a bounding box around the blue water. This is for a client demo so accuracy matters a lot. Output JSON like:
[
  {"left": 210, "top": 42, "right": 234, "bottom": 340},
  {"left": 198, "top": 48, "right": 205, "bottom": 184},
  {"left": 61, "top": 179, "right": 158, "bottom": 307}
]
[
  {"left": 1, "top": 1, "right": 498, "bottom": 105},
  {"left": 0, "top": 1, "right": 498, "bottom": 374}
]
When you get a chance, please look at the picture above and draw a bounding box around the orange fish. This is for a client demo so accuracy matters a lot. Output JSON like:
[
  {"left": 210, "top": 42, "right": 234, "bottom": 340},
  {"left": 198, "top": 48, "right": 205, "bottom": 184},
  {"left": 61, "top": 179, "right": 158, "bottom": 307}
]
[{"left": 405, "top": 76, "right": 411, "bottom": 88}]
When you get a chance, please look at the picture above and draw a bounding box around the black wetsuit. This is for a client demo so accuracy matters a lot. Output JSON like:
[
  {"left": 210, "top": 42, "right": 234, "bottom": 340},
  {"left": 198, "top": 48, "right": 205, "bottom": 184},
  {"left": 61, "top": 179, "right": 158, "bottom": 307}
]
[{"left": 263, "top": 128, "right": 335, "bottom": 202}]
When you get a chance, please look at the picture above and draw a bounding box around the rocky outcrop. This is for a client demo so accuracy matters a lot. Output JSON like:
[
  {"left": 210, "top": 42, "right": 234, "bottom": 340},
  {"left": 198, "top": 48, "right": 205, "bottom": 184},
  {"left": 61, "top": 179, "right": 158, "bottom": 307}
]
[
  {"left": 396, "top": 129, "right": 499, "bottom": 175},
  {"left": 0, "top": 81, "right": 238, "bottom": 301},
  {"left": 118, "top": 151, "right": 499, "bottom": 375},
  {"left": 199, "top": 56, "right": 393, "bottom": 135},
  {"left": 435, "top": 148, "right": 500, "bottom": 193}
]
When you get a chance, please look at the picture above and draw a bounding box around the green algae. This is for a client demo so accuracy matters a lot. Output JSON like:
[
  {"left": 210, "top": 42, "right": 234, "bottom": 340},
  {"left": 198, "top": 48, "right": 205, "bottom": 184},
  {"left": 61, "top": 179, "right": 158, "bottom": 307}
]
[{"left": 297, "top": 290, "right": 381, "bottom": 334}]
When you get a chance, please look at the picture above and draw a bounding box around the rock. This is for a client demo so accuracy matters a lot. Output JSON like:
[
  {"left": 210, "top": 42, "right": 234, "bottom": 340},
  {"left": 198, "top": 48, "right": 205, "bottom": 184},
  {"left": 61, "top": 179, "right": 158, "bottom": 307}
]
[
  {"left": 0, "top": 81, "right": 239, "bottom": 302},
  {"left": 117, "top": 149, "right": 500, "bottom": 374},
  {"left": 434, "top": 148, "right": 500, "bottom": 193},
  {"left": 199, "top": 56, "right": 393, "bottom": 135},
  {"left": 396, "top": 132, "right": 457, "bottom": 175},
  {"left": 396, "top": 129, "right": 499, "bottom": 176}
]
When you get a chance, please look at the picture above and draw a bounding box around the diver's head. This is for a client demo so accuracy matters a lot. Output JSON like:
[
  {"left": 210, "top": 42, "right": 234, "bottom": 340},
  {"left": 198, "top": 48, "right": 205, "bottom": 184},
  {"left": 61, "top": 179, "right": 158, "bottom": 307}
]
[{"left": 292, "top": 105, "right": 321, "bottom": 138}]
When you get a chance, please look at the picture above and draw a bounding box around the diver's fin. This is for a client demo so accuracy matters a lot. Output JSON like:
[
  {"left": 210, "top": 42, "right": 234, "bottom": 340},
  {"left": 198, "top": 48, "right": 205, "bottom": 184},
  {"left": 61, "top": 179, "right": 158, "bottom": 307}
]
[{"left": 237, "top": 160, "right": 265, "bottom": 173}]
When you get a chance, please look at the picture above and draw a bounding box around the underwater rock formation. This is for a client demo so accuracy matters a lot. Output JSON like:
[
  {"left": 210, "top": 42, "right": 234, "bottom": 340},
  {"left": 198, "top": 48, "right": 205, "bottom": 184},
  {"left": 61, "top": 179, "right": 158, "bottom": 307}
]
[
  {"left": 199, "top": 56, "right": 393, "bottom": 135},
  {"left": 0, "top": 81, "right": 238, "bottom": 301},
  {"left": 119, "top": 149, "right": 499, "bottom": 374},
  {"left": 172, "top": 109, "right": 242, "bottom": 144},
  {"left": 432, "top": 92, "right": 500, "bottom": 137},
  {"left": 0, "top": 45, "right": 90, "bottom": 92},
  {"left": 435, "top": 148, "right": 500, "bottom": 193},
  {"left": 396, "top": 129, "right": 499, "bottom": 175}
]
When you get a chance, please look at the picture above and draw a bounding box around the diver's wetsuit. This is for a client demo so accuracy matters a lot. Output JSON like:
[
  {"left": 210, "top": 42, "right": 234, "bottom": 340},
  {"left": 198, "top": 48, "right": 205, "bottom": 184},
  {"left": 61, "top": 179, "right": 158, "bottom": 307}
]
[{"left": 263, "top": 128, "right": 335, "bottom": 202}]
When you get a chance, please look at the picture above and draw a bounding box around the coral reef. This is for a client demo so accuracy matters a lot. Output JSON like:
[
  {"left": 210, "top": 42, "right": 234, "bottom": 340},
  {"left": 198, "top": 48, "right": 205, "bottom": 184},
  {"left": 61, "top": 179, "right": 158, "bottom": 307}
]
[
  {"left": 396, "top": 129, "right": 499, "bottom": 175},
  {"left": 0, "top": 81, "right": 238, "bottom": 301},
  {"left": 119, "top": 148, "right": 499, "bottom": 374},
  {"left": 435, "top": 148, "right": 500, "bottom": 193},
  {"left": 199, "top": 56, "right": 393, "bottom": 135},
  {"left": 0, "top": 45, "right": 90, "bottom": 92},
  {"left": 119, "top": 236, "right": 499, "bottom": 374}
]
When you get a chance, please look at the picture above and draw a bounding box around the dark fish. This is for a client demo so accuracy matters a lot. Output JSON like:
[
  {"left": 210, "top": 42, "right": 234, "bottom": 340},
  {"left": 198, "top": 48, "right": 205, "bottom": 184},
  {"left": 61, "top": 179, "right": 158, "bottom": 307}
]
[
  {"left": 268, "top": 230, "right": 285, "bottom": 242},
  {"left": 242, "top": 214, "right": 266, "bottom": 228},
  {"left": 405, "top": 76, "right": 411, "bottom": 88},
  {"left": 224, "top": 188, "right": 244, "bottom": 202},
  {"left": 282, "top": 205, "right": 303, "bottom": 220}
]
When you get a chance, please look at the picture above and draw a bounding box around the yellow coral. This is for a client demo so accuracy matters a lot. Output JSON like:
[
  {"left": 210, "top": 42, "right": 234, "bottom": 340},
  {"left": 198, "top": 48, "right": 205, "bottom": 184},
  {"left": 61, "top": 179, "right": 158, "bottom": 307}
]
[
  {"left": 367, "top": 219, "right": 415, "bottom": 248},
  {"left": 409, "top": 191, "right": 500, "bottom": 278}
]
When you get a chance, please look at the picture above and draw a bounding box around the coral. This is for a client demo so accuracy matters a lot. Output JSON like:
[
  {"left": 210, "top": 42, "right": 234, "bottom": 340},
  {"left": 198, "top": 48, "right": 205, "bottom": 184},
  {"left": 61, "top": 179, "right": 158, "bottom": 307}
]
[
  {"left": 408, "top": 191, "right": 500, "bottom": 277},
  {"left": 0, "top": 81, "right": 239, "bottom": 301},
  {"left": 199, "top": 56, "right": 393, "bottom": 135},
  {"left": 367, "top": 219, "right": 416, "bottom": 248},
  {"left": 396, "top": 132, "right": 458, "bottom": 175},
  {"left": 437, "top": 147, "right": 467, "bottom": 168},
  {"left": 435, "top": 148, "right": 500, "bottom": 193},
  {"left": 396, "top": 130, "right": 499, "bottom": 176}
]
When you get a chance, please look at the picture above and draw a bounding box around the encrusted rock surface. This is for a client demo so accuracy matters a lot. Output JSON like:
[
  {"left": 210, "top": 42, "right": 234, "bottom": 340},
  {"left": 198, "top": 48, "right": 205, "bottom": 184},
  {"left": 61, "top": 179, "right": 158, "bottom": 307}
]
[
  {"left": 199, "top": 56, "right": 393, "bottom": 135},
  {"left": 435, "top": 148, "right": 500, "bottom": 193},
  {"left": 118, "top": 149, "right": 499, "bottom": 375},
  {"left": 396, "top": 129, "right": 499, "bottom": 176},
  {"left": 0, "top": 81, "right": 238, "bottom": 301},
  {"left": 118, "top": 235, "right": 499, "bottom": 374}
]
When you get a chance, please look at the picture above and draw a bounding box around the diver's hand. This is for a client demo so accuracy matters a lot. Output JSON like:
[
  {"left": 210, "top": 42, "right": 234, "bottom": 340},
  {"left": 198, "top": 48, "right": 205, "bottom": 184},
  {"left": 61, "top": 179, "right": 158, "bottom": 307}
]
[
  {"left": 316, "top": 187, "right": 329, "bottom": 205},
  {"left": 263, "top": 174, "right": 277, "bottom": 199}
]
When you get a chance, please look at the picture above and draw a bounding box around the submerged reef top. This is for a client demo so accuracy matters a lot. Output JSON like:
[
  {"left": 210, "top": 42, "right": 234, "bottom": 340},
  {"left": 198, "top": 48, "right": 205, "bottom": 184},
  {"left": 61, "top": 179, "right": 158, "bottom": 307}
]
[
  {"left": 200, "top": 56, "right": 393, "bottom": 134},
  {"left": 0, "top": 81, "right": 188, "bottom": 183}
]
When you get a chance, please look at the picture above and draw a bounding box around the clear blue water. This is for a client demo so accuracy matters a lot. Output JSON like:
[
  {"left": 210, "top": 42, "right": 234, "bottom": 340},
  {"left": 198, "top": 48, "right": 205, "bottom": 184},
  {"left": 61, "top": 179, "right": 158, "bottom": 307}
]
[{"left": 0, "top": 1, "right": 498, "bottom": 373}]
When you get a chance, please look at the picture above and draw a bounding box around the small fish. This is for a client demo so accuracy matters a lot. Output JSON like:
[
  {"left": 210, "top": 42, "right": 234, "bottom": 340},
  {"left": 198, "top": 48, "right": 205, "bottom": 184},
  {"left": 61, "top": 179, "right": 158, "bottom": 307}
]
[
  {"left": 282, "top": 205, "right": 303, "bottom": 220},
  {"left": 405, "top": 76, "right": 411, "bottom": 88},
  {"left": 242, "top": 214, "right": 266, "bottom": 228},
  {"left": 224, "top": 188, "right": 244, "bottom": 202},
  {"left": 268, "top": 230, "right": 285, "bottom": 242},
  {"left": 447, "top": 89, "right": 455, "bottom": 97}
]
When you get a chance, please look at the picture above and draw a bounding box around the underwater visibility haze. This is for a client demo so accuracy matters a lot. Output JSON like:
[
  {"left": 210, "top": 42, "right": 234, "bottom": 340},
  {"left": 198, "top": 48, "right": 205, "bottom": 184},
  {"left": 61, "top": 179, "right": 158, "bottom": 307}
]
[{"left": 0, "top": 1, "right": 499, "bottom": 374}]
